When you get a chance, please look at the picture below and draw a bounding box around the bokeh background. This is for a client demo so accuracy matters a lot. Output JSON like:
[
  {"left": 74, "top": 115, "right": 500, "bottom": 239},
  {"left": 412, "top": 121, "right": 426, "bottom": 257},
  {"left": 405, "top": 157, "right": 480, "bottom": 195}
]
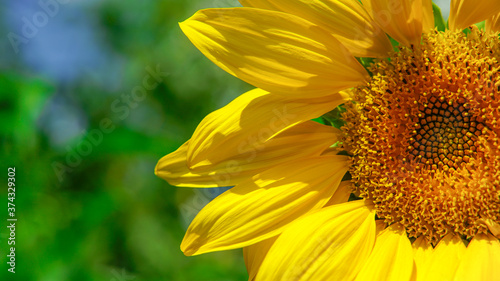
[
  {"left": 1, "top": 0, "right": 252, "bottom": 280},
  {"left": 0, "top": 0, "right": 451, "bottom": 280}
]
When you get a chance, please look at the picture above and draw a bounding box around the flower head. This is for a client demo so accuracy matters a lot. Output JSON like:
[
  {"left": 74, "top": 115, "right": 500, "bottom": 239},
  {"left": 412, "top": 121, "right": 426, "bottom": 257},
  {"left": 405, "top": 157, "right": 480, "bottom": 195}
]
[{"left": 156, "top": 1, "right": 500, "bottom": 280}]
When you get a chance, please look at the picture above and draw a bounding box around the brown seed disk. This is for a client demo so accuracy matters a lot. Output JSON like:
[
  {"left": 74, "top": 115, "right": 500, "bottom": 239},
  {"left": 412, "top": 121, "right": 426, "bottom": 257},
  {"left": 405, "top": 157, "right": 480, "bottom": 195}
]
[{"left": 342, "top": 28, "right": 500, "bottom": 244}]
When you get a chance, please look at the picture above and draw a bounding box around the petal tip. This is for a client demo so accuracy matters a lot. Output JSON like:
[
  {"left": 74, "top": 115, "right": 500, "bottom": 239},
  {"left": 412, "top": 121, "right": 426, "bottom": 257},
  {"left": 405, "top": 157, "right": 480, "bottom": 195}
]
[{"left": 180, "top": 237, "right": 199, "bottom": 256}]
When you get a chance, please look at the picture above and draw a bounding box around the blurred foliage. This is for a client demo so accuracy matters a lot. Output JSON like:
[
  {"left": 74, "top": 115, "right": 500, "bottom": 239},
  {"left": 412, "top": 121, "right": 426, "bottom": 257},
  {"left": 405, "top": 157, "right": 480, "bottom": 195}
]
[{"left": 1, "top": 0, "right": 251, "bottom": 280}]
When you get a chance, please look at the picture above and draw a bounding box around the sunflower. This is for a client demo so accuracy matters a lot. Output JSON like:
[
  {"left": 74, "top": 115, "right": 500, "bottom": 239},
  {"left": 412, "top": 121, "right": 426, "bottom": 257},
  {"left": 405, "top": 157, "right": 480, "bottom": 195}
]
[{"left": 156, "top": 0, "right": 500, "bottom": 280}]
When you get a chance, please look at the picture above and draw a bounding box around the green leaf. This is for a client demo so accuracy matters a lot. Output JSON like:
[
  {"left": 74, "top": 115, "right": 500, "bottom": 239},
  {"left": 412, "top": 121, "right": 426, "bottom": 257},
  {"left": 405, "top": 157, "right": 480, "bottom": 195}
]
[
  {"left": 388, "top": 36, "right": 400, "bottom": 49},
  {"left": 312, "top": 117, "right": 325, "bottom": 125},
  {"left": 475, "top": 21, "right": 486, "bottom": 30},
  {"left": 462, "top": 21, "right": 486, "bottom": 36},
  {"left": 356, "top": 57, "right": 375, "bottom": 76},
  {"left": 432, "top": 3, "right": 446, "bottom": 31},
  {"left": 322, "top": 106, "right": 347, "bottom": 129}
]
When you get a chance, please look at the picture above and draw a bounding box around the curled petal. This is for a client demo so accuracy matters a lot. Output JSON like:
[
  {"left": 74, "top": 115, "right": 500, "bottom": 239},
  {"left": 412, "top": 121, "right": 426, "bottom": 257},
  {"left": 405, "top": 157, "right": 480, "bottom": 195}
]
[
  {"left": 156, "top": 120, "right": 341, "bottom": 187},
  {"left": 186, "top": 88, "right": 348, "bottom": 170}
]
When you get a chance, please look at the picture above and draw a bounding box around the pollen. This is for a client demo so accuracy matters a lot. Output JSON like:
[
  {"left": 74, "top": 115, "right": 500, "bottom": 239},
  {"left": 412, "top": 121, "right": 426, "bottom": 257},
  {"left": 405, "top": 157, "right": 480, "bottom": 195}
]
[{"left": 342, "top": 28, "right": 500, "bottom": 244}]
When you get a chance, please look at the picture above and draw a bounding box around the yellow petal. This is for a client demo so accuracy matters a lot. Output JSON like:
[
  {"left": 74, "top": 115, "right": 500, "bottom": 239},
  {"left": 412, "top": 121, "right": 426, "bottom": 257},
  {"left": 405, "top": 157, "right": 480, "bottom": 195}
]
[
  {"left": 256, "top": 200, "right": 376, "bottom": 281},
  {"left": 181, "top": 155, "right": 349, "bottom": 256},
  {"left": 355, "top": 223, "right": 414, "bottom": 281},
  {"left": 362, "top": 0, "right": 423, "bottom": 47},
  {"left": 486, "top": 13, "right": 500, "bottom": 34},
  {"left": 412, "top": 236, "right": 434, "bottom": 281},
  {"left": 423, "top": 234, "right": 465, "bottom": 281},
  {"left": 422, "top": 0, "right": 435, "bottom": 32},
  {"left": 453, "top": 234, "right": 500, "bottom": 281},
  {"left": 239, "top": 0, "right": 393, "bottom": 58},
  {"left": 156, "top": 120, "right": 340, "bottom": 187},
  {"left": 449, "top": 0, "right": 500, "bottom": 31},
  {"left": 156, "top": 141, "right": 213, "bottom": 187},
  {"left": 324, "top": 181, "right": 353, "bottom": 206},
  {"left": 243, "top": 236, "right": 278, "bottom": 281},
  {"left": 180, "top": 8, "right": 368, "bottom": 96},
  {"left": 187, "top": 88, "right": 349, "bottom": 169}
]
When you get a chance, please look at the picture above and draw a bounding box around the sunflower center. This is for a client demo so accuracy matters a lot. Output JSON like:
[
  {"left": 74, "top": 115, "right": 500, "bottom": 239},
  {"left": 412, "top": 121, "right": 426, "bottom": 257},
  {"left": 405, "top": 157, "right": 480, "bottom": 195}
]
[
  {"left": 408, "top": 99, "right": 484, "bottom": 170},
  {"left": 342, "top": 28, "right": 500, "bottom": 244}
]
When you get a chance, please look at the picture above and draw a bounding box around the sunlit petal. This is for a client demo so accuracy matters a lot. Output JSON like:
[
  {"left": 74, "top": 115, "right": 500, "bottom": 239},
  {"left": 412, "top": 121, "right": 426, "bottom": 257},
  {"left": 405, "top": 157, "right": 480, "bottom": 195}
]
[
  {"left": 239, "top": 0, "right": 393, "bottom": 58},
  {"left": 180, "top": 8, "right": 368, "bottom": 96},
  {"left": 186, "top": 88, "right": 348, "bottom": 170},
  {"left": 362, "top": 0, "right": 423, "bottom": 46},
  {"left": 453, "top": 234, "right": 500, "bottom": 281},
  {"left": 449, "top": 0, "right": 500, "bottom": 30},
  {"left": 354, "top": 223, "right": 414, "bottom": 281},
  {"left": 181, "top": 155, "right": 349, "bottom": 255},
  {"left": 256, "top": 200, "right": 376, "bottom": 280}
]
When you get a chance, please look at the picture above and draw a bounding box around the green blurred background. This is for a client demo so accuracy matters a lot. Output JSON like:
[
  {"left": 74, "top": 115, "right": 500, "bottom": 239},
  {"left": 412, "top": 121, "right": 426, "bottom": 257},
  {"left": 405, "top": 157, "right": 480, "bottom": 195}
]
[{"left": 0, "top": 0, "right": 252, "bottom": 280}]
